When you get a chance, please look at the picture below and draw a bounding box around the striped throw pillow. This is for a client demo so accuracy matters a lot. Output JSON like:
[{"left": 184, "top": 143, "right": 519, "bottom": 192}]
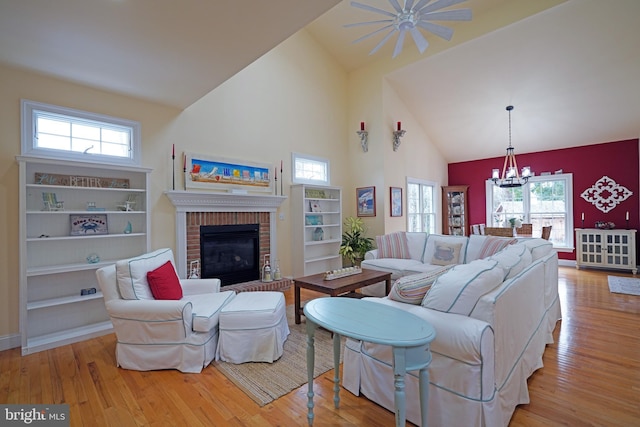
[
  {"left": 388, "top": 265, "right": 456, "bottom": 304},
  {"left": 376, "top": 231, "right": 410, "bottom": 259},
  {"left": 478, "top": 236, "right": 517, "bottom": 259}
]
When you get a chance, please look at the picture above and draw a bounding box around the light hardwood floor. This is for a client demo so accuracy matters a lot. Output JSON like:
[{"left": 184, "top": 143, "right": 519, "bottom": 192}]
[{"left": 1, "top": 267, "right": 638, "bottom": 426}]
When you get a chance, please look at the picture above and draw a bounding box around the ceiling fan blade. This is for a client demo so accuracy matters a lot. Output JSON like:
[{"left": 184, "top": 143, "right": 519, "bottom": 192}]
[
  {"left": 369, "top": 28, "right": 398, "bottom": 55},
  {"left": 409, "top": 27, "right": 429, "bottom": 53},
  {"left": 388, "top": 0, "right": 403, "bottom": 13},
  {"left": 405, "top": 0, "right": 416, "bottom": 11},
  {"left": 392, "top": 29, "right": 407, "bottom": 58},
  {"left": 351, "top": 24, "right": 394, "bottom": 44},
  {"left": 413, "top": 0, "right": 433, "bottom": 11},
  {"left": 418, "top": 0, "right": 467, "bottom": 14},
  {"left": 344, "top": 19, "right": 394, "bottom": 28},
  {"left": 421, "top": 9, "right": 472, "bottom": 21},
  {"left": 350, "top": 1, "right": 397, "bottom": 18},
  {"left": 416, "top": 21, "right": 454, "bottom": 40}
]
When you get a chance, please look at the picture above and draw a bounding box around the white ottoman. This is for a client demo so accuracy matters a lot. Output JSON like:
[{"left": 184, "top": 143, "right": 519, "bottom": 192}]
[{"left": 216, "top": 291, "right": 290, "bottom": 364}]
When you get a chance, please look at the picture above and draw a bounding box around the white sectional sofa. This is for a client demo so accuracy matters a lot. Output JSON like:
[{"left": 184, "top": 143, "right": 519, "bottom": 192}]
[{"left": 343, "top": 232, "right": 561, "bottom": 426}]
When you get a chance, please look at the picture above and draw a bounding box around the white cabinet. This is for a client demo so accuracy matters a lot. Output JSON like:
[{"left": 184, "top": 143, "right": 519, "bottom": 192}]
[
  {"left": 291, "top": 185, "right": 342, "bottom": 277},
  {"left": 575, "top": 228, "right": 637, "bottom": 274},
  {"left": 18, "top": 156, "right": 151, "bottom": 354}
]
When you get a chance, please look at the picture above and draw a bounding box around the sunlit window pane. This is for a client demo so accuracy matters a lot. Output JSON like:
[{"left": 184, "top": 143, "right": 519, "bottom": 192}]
[
  {"left": 486, "top": 174, "right": 573, "bottom": 248},
  {"left": 292, "top": 153, "right": 330, "bottom": 185},
  {"left": 407, "top": 179, "right": 436, "bottom": 233},
  {"left": 22, "top": 100, "right": 140, "bottom": 165}
]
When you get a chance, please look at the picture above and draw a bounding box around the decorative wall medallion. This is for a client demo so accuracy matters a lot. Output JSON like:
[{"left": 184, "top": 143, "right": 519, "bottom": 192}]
[{"left": 580, "top": 176, "right": 632, "bottom": 213}]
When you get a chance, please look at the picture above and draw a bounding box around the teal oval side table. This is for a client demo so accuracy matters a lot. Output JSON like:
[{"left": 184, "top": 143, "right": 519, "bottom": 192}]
[{"left": 303, "top": 297, "right": 436, "bottom": 427}]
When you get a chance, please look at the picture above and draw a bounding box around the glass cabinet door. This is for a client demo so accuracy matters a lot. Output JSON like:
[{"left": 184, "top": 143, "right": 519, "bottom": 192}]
[{"left": 442, "top": 185, "right": 469, "bottom": 236}]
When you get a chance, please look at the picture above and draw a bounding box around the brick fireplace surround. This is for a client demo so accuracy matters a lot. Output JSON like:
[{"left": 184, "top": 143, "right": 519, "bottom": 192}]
[{"left": 165, "top": 191, "right": 287, "bottom": 279}]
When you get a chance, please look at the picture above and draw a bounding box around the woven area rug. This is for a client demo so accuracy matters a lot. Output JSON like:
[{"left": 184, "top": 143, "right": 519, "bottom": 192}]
[
  {"left": 607, "top": 275, "right": 640, "bottom": 296},
  {"left": 213, "top": 304, "right": 344, "bottom": 406}
]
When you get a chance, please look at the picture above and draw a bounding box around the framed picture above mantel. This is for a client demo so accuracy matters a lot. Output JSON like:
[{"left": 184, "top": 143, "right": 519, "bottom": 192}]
[{"left": 184, "top": 153, "right": 273, "bottom": 193}]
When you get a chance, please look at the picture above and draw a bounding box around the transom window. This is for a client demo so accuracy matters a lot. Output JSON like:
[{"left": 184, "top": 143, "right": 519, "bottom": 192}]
[
  {"left": 21, "top": 99, "right": 141, "bottom": 166},
  {"left": 486, "top": 173, "right": 574, "bottom": 249},
  {"left": 406, "top": 178, "right": 436, "bottom": 233},
  {"left": 291, "top": 153, "right": 330, "bottom": 185}
]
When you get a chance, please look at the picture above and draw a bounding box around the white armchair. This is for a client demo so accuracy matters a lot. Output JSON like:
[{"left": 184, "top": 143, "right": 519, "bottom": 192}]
[{"left": 96, "top": 248, "right": 236, "bottom": 373}]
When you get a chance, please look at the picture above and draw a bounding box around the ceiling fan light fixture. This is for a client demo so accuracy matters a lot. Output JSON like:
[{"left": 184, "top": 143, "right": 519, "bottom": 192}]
[
  {"left": 396, "top": 12, "right": 416, "bottom": 30},
  {"left": 347, "top": 0, "right": 471, "bottom": 58}
]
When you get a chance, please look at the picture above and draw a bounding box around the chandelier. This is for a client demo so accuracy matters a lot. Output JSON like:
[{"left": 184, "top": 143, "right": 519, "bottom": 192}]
[{"left": 492, "top": 105, "right": 531, "bottom": 188}]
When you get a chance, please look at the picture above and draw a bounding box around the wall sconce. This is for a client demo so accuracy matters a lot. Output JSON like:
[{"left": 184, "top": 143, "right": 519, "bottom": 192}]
[
  {"left": 392, "top": 121, "right": 405, "bottom": 151},
  {"left": 357, "top": 121, "right": 369, "bottom": 152}
]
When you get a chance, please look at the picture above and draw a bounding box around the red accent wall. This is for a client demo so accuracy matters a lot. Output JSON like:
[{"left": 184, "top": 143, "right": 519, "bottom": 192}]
[{"left": 448, "top": 139, "right": 639, "bottom": 260}]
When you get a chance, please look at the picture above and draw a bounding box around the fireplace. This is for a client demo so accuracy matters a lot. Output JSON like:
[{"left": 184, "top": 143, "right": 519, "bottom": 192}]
[
  {"left": 164, "top": 190, "right": 286, "bottom": 279},
  {"left": 200, "top": 224, "right": 260, "bottom": 286}
]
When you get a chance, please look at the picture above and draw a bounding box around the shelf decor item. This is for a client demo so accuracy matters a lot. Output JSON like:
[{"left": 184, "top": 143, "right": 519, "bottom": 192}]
[
  {"left": 305, "top": 188, "right": 327, "bottom": 199},
  {"left": 313, "top": 227, "right": 324, "bottom": 241},
  {"left": 86, "top": 253, "right": 100, "bottom": 263},
  {"left": 356, "top": 186, "right": 376, "bottom": 217},
  {"left": 35, "top": 172, "right": 129, "bottom": 188},
  {"left": 70, "top": 214, "right": 108, "bottom": 236},
  {"left": 305, "top": 215, "right": 323, "bottom": 226},
  {"left": 42, "top": 192, "right": 64, "bottom": 211},
  {"left": 117, "top": 194, "right": 137, "bottom": 211},
  {"left": 390, "top": 187, "right": 402, "bottom": 217}
]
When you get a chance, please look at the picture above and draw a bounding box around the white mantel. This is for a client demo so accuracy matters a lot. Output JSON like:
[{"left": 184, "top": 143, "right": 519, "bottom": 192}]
[{"left": 165, "top": 190, "right": 287, "bottom": 277}]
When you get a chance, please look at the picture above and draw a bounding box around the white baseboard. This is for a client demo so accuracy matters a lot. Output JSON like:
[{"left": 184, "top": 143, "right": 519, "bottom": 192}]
[
  {"left": 559, "top": 259, "right": 577, "bottom": 268},
  {"left": 0, "top": 334, "right": 21, "bottom": 352}
]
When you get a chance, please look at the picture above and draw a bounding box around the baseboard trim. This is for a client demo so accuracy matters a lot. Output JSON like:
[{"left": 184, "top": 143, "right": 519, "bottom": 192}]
[
  {"left": 0, "top": 334, "right": 22, "bottom": 352},
  {"left": 559, "top": 259, "right": 576, "bottom": 268}
]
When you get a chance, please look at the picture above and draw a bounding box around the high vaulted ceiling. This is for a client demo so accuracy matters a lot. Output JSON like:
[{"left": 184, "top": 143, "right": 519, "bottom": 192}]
[{"left": 1, "top": 0, "right": 639, "bottom": 163}]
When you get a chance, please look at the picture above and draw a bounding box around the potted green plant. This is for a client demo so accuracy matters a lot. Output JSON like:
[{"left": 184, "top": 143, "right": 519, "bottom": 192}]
[{"left": 339, "top": 216, "right": 374, "bottom": 266}]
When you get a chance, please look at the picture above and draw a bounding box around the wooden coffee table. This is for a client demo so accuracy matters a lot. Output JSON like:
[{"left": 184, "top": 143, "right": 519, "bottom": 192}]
[{"left": 293, "top": 268, "right": 392, "bottom": 324}]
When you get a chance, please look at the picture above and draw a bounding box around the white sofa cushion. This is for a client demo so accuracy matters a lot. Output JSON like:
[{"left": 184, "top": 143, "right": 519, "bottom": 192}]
[
  {"left": 488, "top": 243, "right": 533, "bottom": 279},
  {"left": 518, "top": 238, "right": 554, "bottom": 261},
  {"left": 422, "top": 259, "right": 504, "bottom": 315},
  {"left": 388, "top": 265, "right": 456, "bottom": 304},
  {"left": 406, "top": 232, "right": 428, "bottom": 261},
  {"left": 376, "top": 231, "right": 410, "bottom": 259},
  {"left": 116, "top": 248, "right": 176, "bottom": 300},
  {"left": 186, "top": 290, "right": 236, "bottom": 333},
  {"left": 361, "top": 258, "right": 425, "bottom": 277},
  {"left": 422, "top": 234, "right": 468, "bottom": 265}
]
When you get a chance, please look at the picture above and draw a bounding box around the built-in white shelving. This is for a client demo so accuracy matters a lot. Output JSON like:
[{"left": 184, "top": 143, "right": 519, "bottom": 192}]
[
  {"left": 18, "top": 156, "right": 151, "bottom": 355},
  {"left": 291, "top": 184, "right": 342, "bottom": 277}
]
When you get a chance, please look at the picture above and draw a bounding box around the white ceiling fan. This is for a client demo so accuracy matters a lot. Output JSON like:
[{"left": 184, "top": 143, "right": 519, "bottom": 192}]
[{"left": 345, "top": 0, "right": 472, "bottom": 58}]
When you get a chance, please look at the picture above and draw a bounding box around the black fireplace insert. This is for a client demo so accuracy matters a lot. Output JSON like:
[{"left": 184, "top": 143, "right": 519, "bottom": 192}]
[{"left": 199, "top": 223, "right": 260, "bottom": 286}]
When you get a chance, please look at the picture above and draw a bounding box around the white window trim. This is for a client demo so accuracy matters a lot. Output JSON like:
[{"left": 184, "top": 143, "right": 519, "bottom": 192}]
[
  {"left": 406, "top": 177, "right": 438, "bottom": 234},
  {"left": 291, "top": 152, "right": 330, "bottom": 186},
  {"left": 21, "top": 99, "right": 141, "bottom": 166},
  {"left": 485, "top": 173, "right": 574, "bottom": 251}
]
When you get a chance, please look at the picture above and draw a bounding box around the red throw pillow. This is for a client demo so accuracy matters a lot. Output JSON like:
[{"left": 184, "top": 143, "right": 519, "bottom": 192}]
[{"left": 146, "top": 261, "right": 183, "bottom": 300}]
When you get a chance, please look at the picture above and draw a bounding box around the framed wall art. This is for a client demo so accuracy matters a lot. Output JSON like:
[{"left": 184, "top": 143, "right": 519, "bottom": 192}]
[
  {"left": 390, "top": 187, "right": 403, "bottom": 217},
  {"left": 184, "top": 153, "right": 272, "bottom": 193},
  {"left": 70, "top": 214, "right": 108, "bottom": 236},
  {"left": 356, "top": 186, "right": 376, "bottom": 217}
]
